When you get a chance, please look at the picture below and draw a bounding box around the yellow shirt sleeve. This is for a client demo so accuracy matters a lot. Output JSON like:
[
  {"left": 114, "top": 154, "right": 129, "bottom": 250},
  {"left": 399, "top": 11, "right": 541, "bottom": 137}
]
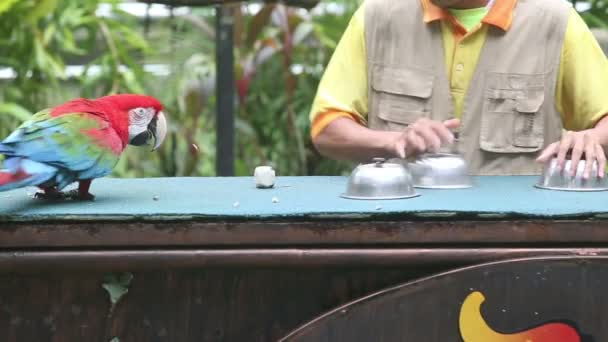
[
  {"left": 309, "top": 5, "right": 368, "bottom": 138},
  {"left": 557, "top": 9, "right": 608, "bottom": 130}
]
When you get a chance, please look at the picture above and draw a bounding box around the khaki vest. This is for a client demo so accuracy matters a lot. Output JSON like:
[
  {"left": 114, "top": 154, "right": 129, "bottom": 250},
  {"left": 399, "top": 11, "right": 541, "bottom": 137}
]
[{"left": 365, "top": 0, "right": 571, "bottom": 175}]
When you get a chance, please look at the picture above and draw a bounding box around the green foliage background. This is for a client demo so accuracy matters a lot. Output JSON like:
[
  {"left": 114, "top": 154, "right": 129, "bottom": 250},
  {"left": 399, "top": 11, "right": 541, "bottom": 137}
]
[{"left": 0, "top": 0, "right": 605, "bottom": 177}]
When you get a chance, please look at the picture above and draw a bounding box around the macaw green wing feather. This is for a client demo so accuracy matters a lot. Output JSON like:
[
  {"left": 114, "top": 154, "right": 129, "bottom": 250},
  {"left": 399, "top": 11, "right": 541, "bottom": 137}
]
[{"left": 1, "top": 109, "right": 121, "bottom": 181}]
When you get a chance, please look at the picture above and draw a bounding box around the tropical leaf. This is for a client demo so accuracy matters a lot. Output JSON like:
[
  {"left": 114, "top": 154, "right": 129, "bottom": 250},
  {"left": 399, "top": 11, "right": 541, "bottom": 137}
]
[
  {"left": 0, "top": 0, "right": 20, "bottom": 15},
  {"left": 26, "top": 0, "right": 58, "bottom": 23},
  {"left": 0, "top": 103, "right": 32, "bottom": 122}
]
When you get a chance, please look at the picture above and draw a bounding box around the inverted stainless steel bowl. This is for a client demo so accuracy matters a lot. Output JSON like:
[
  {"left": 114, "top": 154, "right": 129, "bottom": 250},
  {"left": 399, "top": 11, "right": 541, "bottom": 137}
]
[
  {"left": 535, "top": 158, "right": 608, "bottom": 191},
  {"left": 341, "top": 158, "right": 419, "bottom": 200},
  {"left": 408, "top": 153, "right": 473, "bottom": 189}
]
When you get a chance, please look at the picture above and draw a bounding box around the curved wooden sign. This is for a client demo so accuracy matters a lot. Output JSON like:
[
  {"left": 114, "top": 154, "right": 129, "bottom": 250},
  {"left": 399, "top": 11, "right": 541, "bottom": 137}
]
[{"left": 282, "top": 257, "right": 606, "bottom": 342}]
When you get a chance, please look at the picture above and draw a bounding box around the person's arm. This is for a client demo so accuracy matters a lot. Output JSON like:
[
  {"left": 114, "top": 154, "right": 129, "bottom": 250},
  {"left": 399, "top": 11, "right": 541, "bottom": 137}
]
[
  {"left": 315, "top": 116, "right": 460, "bottom": 162},
  {"left": 308, "top": 5, "right": 369, "bottom": 150},
  {"left": 313, "top": 117, "right": 401, "bottom": 162},
  {"left": 537, "top": 9, "right": 608, "bottom": 178},
  {"left": 309, "top": 5, "right": 458, "bottom": 163}
]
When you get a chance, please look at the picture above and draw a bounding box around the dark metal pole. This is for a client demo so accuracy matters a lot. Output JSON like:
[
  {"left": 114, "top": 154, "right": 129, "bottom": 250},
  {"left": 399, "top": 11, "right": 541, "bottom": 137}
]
[{"left": 215, "top": 5, "right": 235, "bottom": 176}]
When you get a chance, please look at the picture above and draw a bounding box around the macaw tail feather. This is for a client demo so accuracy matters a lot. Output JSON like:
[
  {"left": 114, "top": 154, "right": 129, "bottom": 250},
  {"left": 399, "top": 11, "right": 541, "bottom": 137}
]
[
  {"left": 0, "top": 158, "right": 58, "bottom": 192},
  {"left": 0, "top": 170, "right": 30, "bottom": 186}
]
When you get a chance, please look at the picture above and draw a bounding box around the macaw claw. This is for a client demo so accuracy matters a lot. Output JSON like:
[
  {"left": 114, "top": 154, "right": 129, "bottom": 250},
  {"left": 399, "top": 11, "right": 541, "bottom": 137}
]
[
  {"left": 34, "top": 191, "right": 64, "bottom": 201},
  {"left": 64, "top": 189, "right": 96, "bottom": 201},
  {"left": 34, "top": 189, "right": 95, "bottom": 201}
]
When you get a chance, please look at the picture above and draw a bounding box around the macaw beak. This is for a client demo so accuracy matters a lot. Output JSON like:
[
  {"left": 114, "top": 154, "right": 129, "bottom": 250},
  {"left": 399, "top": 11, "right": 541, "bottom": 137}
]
[{"left": 151, "top": 111, "right": 167, "bottom": 151}]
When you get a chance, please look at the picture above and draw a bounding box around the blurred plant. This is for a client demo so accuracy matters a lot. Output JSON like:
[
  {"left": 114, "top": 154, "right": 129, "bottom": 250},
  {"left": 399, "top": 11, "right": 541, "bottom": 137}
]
[
  {"left": 0, "top": 0, "right": 151, "bottom": 166},
  {"left": 0, "top": 0, "right": 149, "bottom": 144},
  {"left": 134, "top": 0, "right": 361, "bottom": 177},
  {"left": 575, "top": 0, "right": 608, "bottom": 28},
  {"left": 230, "top": 0, "right": 361, "bottom": 176},
  {"left": 117, "top": 5, "right": 218, "bottom": 178}
]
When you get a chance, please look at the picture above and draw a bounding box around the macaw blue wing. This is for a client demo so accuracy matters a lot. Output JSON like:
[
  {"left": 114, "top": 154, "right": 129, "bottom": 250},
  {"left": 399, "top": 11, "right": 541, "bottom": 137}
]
[{"left": 0, "top": 109, "right": 121, "bottom": 190}]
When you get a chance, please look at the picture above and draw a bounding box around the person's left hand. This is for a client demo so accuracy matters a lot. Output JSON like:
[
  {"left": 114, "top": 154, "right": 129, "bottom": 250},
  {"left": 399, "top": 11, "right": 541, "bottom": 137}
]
[{"left": 536, "top": 129, "right": 606, "bottom": 179}]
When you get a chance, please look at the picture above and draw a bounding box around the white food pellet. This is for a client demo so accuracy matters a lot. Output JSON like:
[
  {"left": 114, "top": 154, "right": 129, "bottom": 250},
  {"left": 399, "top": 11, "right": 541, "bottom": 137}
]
[
  {"left": 233, "top": 201, "right": 240, "bottom": 208},
  {"left": 375, "top": 205, "right": 382, "bottom": 210},
  {"left": 153, "top": 195, "right": 160, "bottom": 201},
  {"left": 272, "top": 197, "right": 279, "bottom": 203},
  {"left": 254, "top": 166, "right": 276, "bottom": 188}
]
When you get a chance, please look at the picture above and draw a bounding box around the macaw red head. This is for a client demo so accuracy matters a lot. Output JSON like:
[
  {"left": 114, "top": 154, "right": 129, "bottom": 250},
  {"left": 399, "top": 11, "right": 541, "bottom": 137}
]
[{"left": 97, "top": 94, "right": 168, "bottom": 151}]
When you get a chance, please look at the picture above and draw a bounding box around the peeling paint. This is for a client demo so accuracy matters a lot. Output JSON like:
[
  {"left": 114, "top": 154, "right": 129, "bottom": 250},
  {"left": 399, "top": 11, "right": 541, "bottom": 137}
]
[{"left": 102, "top": 272, "right": 133, "bottom": 317}]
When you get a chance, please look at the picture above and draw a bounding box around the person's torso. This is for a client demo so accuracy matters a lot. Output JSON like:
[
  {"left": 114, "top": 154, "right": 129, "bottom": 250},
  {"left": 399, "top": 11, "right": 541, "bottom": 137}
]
[{"left": 365, "top": 0, "right": 571, "bottom": 175}]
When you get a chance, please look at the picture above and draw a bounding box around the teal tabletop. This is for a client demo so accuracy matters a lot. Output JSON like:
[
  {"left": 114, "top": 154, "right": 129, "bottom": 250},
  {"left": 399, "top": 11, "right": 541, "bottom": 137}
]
[{"left": 0, "top": 176, "right": 607, "bottom": 221}]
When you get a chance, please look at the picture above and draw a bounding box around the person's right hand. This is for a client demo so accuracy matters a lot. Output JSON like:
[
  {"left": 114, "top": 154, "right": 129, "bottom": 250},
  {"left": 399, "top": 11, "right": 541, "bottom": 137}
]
[{"left": 388, "top": 118, "right": 461, "bottom": 159}]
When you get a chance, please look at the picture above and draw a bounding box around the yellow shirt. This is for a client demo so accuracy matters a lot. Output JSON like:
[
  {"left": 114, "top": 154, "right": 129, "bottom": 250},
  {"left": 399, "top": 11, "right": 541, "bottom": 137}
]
[{"left": 309, "top": 0, "right": 608, "bottom": 139}]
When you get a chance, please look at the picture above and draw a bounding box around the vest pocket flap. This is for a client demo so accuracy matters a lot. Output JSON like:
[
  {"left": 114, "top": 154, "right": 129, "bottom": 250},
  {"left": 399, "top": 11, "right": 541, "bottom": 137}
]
[
  {"left": 371, "top": 65, "right": 433, "bottom": 98},
  {"left": 378, "top": 109, "right": 427, "bottom": 125},
  {"left": 515, "top": 94, "right": 544, "bottom": 113},
  {"left": 487, "top": 89, "right": 524, "bottom": 99}
]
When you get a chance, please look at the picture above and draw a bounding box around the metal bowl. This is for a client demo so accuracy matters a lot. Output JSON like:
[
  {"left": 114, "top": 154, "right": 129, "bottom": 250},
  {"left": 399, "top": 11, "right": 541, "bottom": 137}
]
[
  {"left": 535, "top": 158, "right": 608, "bottom": 191},
  {"left": 408, "top": 152, "right": 473, "bottom": 189},
  {"left": 341, "top": 158, "right": 419, "bottom": 200}
]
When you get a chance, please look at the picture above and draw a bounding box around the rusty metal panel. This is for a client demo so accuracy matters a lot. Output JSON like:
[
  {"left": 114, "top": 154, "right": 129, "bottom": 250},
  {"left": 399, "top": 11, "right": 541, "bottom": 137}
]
[
  {"left": 0, "top": 268, "right": 435, "bottom": 341},
  {"left": 283, "top": 256, "right": 608, "bottom": 341},
  {"left": 2, "top": 220, "right": 608, "bottom": 248}
]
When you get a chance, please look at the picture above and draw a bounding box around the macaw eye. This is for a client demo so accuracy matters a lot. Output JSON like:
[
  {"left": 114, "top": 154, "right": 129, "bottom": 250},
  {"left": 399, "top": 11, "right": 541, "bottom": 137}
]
[
  {"left": 130, "top": 108, "right": 154, "bottom": 124},
  {"left": 135, "top": 108, "right": 147, "bottom": 118}
]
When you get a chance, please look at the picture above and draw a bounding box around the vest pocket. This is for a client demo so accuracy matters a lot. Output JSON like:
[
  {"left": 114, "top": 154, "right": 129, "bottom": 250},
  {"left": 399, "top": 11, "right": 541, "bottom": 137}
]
[
  {"left": 371, "top": 64, "right": 433, "bottom": 130},
  {"left": 480, "top": 76, "right": 545, "bottom": 153},
  {"left": 513, "top": 94, "right": 545, "bottom": 148}
]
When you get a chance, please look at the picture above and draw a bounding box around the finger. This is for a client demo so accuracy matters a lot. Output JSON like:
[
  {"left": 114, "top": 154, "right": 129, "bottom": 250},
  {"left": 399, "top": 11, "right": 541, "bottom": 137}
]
[
  {"left": 582, "top": 135, "right": 595, "bottom": 179},
  {"left": 430, "top": 121, "right": 456, "bottom": 145},
  {"left": 407, "top": 131, "right": 427, "bottom": 154},
  {"left": 394, "top": 137, "right": 406, "bottom": 159},
  {"left": 442, "top": 118, "right": 461, "bottom": 130},
  {"left": 596, "top": 144, "right": 606, "bottom": 178},
  {"left": 536, "top": 142, "right": 558, "bottom": 163},
  {"left": 394, "top": 130, "right": 409, "bottom": 158},
  {"left": 441, "top": 118, "right": 461, "bottom": 144},
  {"left": 412, "top": 124, "right": 441, "bottom": 152},
  {"left": 569, "top": 134, "right": 585, "bottom": 177},
  {"left": 556, "top": 132, "right": 573, "bottom": 171}
]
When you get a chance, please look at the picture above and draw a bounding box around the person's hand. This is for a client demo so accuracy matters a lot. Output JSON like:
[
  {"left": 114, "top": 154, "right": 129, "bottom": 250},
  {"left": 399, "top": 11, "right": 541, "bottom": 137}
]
[
  {"left": 536, "top": 129, "right": 606, "bottom": 179},
  {"left": 388, "top": 118, "right": 460, "bottom": 159}
]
